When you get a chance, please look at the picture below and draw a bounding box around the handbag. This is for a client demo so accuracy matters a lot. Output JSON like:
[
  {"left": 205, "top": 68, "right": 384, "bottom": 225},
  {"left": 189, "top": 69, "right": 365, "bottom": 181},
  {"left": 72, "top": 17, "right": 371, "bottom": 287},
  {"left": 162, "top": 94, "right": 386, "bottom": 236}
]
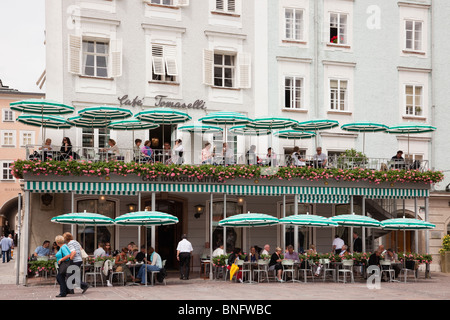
[
  {"left": 59, "top": 260, "right": 70, "bottom": 274},
  {"left": 81, "top": 248, "right": 89, "bottom": 259}
]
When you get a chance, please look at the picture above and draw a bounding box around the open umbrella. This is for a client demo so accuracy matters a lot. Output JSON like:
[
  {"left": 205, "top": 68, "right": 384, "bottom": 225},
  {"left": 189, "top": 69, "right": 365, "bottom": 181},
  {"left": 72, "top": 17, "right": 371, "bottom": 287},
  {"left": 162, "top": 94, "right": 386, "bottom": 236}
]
[
  {"left": 273, "top": 130, "right": 316, "bottom": 165},
  {"left": 219, "top": 212, "right": 279, "bottom": 284},
  {"left": 387, "top": 123, "right": 437, "bottom": 157},
  {"left": 114, "top": 210, "right": 179, "bottom": 286},
  {"left": 10, "top": 99, "right": 74, "bottom": 115},
  {"left": 341, "top": 122, "right": 388, "bottom": 154},
  {"left": 178, "top": 123, "right": 223, "bottom": 164},
  {"left": 199, "top": 111, "right": 253, "bottom": 143},
  {"left": 78, "top": 106, "right": 133, "bottom": 120},
  {"left": 291, "top": 119, "right": 339, "bottom": 148}
]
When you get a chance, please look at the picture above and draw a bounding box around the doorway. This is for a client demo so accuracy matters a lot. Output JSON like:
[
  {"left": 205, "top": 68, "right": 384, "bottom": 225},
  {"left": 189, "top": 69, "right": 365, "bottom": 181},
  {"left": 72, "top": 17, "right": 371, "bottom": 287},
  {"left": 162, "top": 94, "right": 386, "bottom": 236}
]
[
  {"left": 149, "top": 125, "right": 173, "bottom": 150},
  {"left": 143, "top": 199, "right": 183, "bottom": 270}
]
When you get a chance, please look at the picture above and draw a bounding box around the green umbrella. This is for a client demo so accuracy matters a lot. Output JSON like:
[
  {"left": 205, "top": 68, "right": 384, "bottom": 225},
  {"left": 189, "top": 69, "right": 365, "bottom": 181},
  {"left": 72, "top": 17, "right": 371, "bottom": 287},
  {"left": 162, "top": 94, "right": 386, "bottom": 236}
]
[
  {"left": 247, "top": 117, "right": 298, "bottom": 130},
  {"left": 67, "top": 116, "right": 111, "bottom": 129},
  {"left": 229, "top": 125, "right": 272, "bottom": 136},
  {"left": 292, "top": 119, "right": 339, "bottom": 148},
  {"left": 199, "top": 111, "right": 253, "bottom": 142},
  {"left": 10, "top": 99, "right": 74, "bottom": 115},
  {"left": 387, "top": 123, "right": 437, "bottom": 157},
  {"left": 115, "top": 210, "right": 179, "bottom": 286},
  {"left": 329, "top": 213, "right": 381, "bottom": 228},
  {"left": 280, "top": 213, "right": 338, "bottom": 227},
  {"left": 177, "top": 124, "right": 223, "bottom": 134},
  {"left": 341, "top": 122, "right": 389, "bottom": 154},
  {"left": 78, "top": 106, "right": 133, "bottom": 120},
  {"left": 274, "top": 130, "right": 316, "bottom": 140}
]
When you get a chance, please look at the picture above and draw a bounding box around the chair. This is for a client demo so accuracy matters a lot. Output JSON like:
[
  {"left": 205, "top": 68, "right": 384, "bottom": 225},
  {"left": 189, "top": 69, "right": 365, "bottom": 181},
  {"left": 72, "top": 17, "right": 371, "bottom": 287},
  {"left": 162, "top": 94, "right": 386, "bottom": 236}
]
[
  {"left": 253, "top": 259, "right": 270, "bottom": 283},
  {"left": 200, "top": 258, "right": 211, "bottom": 279},
  {"left": 380, "top": 260, "right": 395, "bottom": 282},
  {"left": 237, "top": 260, "right": 250, "bottom": 282},
  {"left": 321, "top": 259, "right": 336, "bottom": 282},
  {"left": 298, "top": 260, "right": 315, "bottom": 283},
  {"left": 151, "top": 260, "right": 167, "bottom": 286},
  {"left": 400, "top": 260, "right": 417, "bottom": 283},
  {"left": 109, "top": 260, "right": 125, "bottom": 286},
  {"left": 281, "top": 259, "right": 295, "bottom": 282},
  {"left": 85, "top": 261, "right": 105, "bottom": 287},
  {"left": 338, "top": 259, "right": 355, "bottom": 283}
]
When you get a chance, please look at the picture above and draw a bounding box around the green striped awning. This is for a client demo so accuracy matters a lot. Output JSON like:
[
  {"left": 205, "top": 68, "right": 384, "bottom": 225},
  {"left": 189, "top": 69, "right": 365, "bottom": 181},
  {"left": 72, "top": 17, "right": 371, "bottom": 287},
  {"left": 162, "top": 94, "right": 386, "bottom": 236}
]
[
  {"left": 298, "top": 194, "right": 350, "bottom": 204},
  {"left": 25, "top": 181, "right": 430, "bottom": 198}
]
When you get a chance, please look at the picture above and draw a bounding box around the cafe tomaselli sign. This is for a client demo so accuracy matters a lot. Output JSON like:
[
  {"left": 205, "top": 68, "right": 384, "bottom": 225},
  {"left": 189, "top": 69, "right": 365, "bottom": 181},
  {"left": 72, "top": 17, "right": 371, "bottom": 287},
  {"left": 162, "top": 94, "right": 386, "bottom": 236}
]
[{"left": 118, "top": 94, "right": 206, "bottom": 110}]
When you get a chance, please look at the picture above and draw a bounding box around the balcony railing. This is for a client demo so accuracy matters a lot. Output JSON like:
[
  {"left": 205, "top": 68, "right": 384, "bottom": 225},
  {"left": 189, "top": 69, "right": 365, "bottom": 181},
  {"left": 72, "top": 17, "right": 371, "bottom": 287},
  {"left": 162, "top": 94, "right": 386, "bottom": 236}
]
[{"left": 23, "top": 145, "right": 429, "bottom": 172}]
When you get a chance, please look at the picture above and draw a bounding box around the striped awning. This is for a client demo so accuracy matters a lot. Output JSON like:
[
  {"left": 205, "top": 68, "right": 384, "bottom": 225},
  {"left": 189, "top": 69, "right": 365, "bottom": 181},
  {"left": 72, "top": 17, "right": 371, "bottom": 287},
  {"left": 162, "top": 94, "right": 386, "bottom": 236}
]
[
  {"left": 25, "top": 181, "right": 430, "bottom": 198},
  {"left": 298, "top": 194, "right": 350, "bottom": 204}
]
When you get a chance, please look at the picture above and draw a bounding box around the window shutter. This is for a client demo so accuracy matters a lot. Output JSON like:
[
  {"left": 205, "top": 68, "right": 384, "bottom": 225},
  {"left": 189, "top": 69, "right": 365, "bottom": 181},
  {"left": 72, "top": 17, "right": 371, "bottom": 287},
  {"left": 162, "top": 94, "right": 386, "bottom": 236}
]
[
  {"left": 110, "top": 39, "right": 123, "bottom": 78},
  {"left": 176, "top": 0, "right": 189, "bottom": 6},
  {"left": 68, "top": 34, "right": 82, "bottom": 75},
  {"left": 203, "top": 49, "right": 214, "bottom": 86},
  {"left": 164, "top": 45, "right": 178, "bottom": 76},
  {"left": 216, "top": 0, "right": 224, "bottom": 11},
  {"left": 227, "top": 0, "right": 236, "bottom": 12},
  {"left": 152, "top": 44, "right": 165, "bottom": 76},
  {"left": 238, "top": 52, "right": 251, "bottom": 89}
]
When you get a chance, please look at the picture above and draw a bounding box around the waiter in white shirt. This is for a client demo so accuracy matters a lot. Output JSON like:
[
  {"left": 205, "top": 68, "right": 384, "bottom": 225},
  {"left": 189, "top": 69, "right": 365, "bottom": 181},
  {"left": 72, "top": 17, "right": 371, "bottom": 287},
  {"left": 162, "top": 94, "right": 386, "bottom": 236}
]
[
  {"left": 176, "top": 234, "right": 193, "bottom": 280},
  {"left": 332, "top": 235, "right": 345, "bottom": 254}
]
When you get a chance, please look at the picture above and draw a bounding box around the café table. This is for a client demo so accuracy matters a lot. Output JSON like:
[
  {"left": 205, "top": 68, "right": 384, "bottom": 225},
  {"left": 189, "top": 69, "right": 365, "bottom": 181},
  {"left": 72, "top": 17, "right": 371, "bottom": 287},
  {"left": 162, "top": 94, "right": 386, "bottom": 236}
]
[{"left": 242, "top": 261, "right": 258, "bottom": 284}]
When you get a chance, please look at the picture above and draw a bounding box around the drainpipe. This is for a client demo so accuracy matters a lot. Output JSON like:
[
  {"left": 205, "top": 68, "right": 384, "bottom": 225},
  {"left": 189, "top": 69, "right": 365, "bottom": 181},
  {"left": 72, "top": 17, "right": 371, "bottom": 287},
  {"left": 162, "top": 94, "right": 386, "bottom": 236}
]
[
  {"left": 314, "top": 0, "right": 320, "bottom": 120},
  {"left": 15, "top": 193, "right": 21, "bottom": 286}
]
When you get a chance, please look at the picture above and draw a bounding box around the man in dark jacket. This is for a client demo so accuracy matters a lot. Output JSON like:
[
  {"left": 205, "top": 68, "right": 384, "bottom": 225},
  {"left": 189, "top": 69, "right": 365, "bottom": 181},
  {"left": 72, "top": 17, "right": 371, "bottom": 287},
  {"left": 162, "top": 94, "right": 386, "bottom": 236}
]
[{"left": 353, "top": 232, "right": 363, "bottom": 253}]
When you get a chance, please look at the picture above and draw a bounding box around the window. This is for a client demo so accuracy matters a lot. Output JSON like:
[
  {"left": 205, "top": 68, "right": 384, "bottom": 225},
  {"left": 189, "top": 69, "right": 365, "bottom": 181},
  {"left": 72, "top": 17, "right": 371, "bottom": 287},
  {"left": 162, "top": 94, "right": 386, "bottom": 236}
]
[
  {"left": 405, "top": 85, "right": 423, "bottom": 116},
  {"left": 284, "top": 76, "right": 303, "bottom": 109},
  {"left": 151, "top": 44, "right": 178, "bottom": 82},
  {"left": 330, "top": 79, "right": 348, "bottom": 111},
  {"left": 285, "top": 8, "right": 304, "bottom": 41},
  {"left": 151, "top": 0, "right": 173, "bottom": 5},
  {"left": 2, "top": 109, "right": 14, "bottom": 122},
  {"left": 82, "top": 40, "right": 109, "bottom": 78},
  {"left": 20, "top": 131, "right": 34, "bottom": 147},
  {"left": 405, "top": 20, "right": 423, "bottom": 51},
  {"left": 215, "top": 0, "right": 236, "bottom": 13},
  {"left": 330, "top": 13, "right": 348, "bottom": 45},
  {"left": 1, "top": 131, "right": 15, "bottom": 146},
  {"left": 214, "top": 53, "right": 235, "bottom": 88},
  {"left": 2, "top": 162, "right": 14, "bottom": 180}
]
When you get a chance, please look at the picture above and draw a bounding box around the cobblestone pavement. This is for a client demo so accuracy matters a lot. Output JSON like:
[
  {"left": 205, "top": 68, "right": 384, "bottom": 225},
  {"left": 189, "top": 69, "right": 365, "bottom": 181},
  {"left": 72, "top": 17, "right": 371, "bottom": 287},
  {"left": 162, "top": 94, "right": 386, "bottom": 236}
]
[{"left": 1, "top": 260, "right": 449, "bottom": 300}]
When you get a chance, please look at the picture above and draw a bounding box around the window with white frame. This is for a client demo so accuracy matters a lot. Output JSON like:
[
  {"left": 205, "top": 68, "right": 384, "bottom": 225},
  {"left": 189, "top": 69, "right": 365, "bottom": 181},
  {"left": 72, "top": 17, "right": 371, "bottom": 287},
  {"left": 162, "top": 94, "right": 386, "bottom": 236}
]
[
  {"left": 285, "top": 8, "right": 304, "bottom": 41},
  {"left": 2, "top": 161, "right": 14, "bottom": 181},
  {"left": 214, "top": 53, "right": 235, "bottom": 88},
  {"left": 284, "top": 76, "right": 303, "bottom": 109},
  {"left": 1, "top": 131, "right": 15, "bottom": 146},
  {"left": 215, "top": 0, "right": 236, "bottom": 13},
  {"left": 405, "top": 85, "right": 423, "bottom": 116},
  {"left": 405, "top": 20, "right": 423, "bottom": 51},
  {"left": 2, "top": 109, "right": 14, "bottom": 122},
  {"left": 151, "top": 43, "right": 178, "bottom": 82},
  {"left": 83, "top": 40, "right": 109, "bottom": 78},
  {"left": 329, "top": 13, "right": 348, "bottom": 45},
  {"left": 20, "top": 131, "right": 34, "bottom": 147},
  {"left": 151, "top": 0, "right": 173, "bottom": 5},
  {"left": 330, "top": 79, "right": 348, "bottom": 111}
]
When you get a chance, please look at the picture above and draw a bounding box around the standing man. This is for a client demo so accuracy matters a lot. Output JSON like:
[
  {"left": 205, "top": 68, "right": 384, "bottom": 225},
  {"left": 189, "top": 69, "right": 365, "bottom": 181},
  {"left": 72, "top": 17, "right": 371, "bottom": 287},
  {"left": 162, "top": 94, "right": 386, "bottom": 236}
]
[
  {"left": 0, "top": 234, "right": 13, "bottom": 263},
  {"left": 353, "top": 232, "right": 363, "bottom": 253},
  {"left": 332, "top": 235, "right": 345, "bottom": 254},
  {"left": 176, "top": 234, "right": 193, "bottom": 280}
]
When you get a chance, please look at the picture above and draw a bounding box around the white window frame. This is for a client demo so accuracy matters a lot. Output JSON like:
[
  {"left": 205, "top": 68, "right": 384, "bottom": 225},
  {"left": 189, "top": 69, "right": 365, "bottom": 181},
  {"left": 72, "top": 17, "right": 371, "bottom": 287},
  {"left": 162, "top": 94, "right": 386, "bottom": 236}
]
[
  {"left": 329, "top": 79, "right": 348, "bottom": 111},
  {"left": 1, "top": 130, "right": 16, "bottom": 147},
  {"left": 214, "top": 0, "right": 237, "bottom": 13},
  {"left": 213, "top": 52, "right": 236, "bottom": 88},
  {"left": 150, "top": 0, "right": 174, "bottom": 5},
  {"left": 20, "top": 131, "right": 35, "bottom": 147},
  {"left": 82, "top": 39, "right": 110, "bottom": 78},
  {"left": 284, "top": 8, "right": 304, "bottom": 42},
  {"left": 404, "top": 84, "right": 423, "bottom": 117},
  {"left": 405, "top": 20, "right": 423, "bottom": 52},
  {"left": 329, "top": 12, "right": 348, "bottom": 45},
  {"left": 2, "top": 109, "right": 14, "bottom": 122},
  {"left": 1, "top": 161, "right": 14, "bottom": 181},
  {"left": 284, "top": 76, "right": 303, "bottom": 110},
  {"left": 151, "top": 43, "right": 178, "bottom": 82}
]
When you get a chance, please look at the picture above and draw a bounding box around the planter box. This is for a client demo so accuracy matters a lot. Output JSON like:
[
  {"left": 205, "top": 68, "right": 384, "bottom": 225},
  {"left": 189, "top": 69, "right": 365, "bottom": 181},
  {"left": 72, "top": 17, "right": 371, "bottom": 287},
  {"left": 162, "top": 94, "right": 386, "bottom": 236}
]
[{"left": 441, "top": 252, "right": 450, "bottom": 273}]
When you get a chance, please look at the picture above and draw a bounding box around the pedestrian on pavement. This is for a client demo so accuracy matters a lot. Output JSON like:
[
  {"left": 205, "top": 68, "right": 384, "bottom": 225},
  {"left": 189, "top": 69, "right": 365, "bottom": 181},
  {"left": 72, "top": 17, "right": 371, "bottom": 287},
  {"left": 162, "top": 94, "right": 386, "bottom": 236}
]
[
  {"left": 54, "top": 235, "right": 71, "bottom": 298},
  {"left": 0, "top": 234, "right": 13, "bottom": 263},
  {"left": 176, "top": 234, "right": 193, "bottom": 280},
  {"left": 63, "top": 232, "right": 89, "bottom": 294}
]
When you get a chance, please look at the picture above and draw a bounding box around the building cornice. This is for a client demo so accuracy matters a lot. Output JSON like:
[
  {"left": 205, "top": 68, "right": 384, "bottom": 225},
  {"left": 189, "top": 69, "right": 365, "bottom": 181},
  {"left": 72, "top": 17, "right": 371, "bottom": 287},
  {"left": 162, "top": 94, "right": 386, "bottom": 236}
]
[
  {"left": 142, "top": 23, "right": 186, "bottom": 34},
  {"left": 397, "top": 1, "right": 431, "bottom": 10},
  {"left": 204, "top": 30, "right": 247, "bottom": 40},
  {"left": 276, "top": 56, "right": 313, "bottom": 64},
  {"left": 397, "top": 66, "right": 432, "bottom": 73},
  {"left": 322, "top": 60, "right": 356, "bottom": 68}
]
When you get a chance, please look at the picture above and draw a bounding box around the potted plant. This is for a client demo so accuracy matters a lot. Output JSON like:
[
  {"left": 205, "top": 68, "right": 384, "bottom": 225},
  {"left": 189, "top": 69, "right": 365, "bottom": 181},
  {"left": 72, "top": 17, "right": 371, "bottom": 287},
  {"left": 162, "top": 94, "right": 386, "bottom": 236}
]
[
  {"left": 337, "top": 149, "right": 368, "bottom": 169},
  {"left": 212, "top": 254, "right": 227, "bottom": 267},
  {"left": 439, "top": 234, "right": 450, "bottom": 273}
]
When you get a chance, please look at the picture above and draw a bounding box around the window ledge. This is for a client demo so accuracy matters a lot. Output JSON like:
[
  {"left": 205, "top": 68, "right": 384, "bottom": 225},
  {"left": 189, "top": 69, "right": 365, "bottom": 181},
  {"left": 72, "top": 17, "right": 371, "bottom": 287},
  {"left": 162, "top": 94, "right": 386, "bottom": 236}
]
[
  {"left": 327, "top": 110, "right": 352, "bottom": 116},
  {"left": 326, "top": 43, "right": 351, "bottom": 49},
  {"left": 282, "top": 39, "right": 307, "bottom": 45},
  {"left": 281, "top": 108, "right": 308, "bottom": 113},
  {"left": 1, "top": 145, "right": 16, "bottom": 148},
  {"left": 402, "top": 50, "right": 426, "bottom": 56},
  {"left": 148, "top": 80, "right": 180, "bottom": 86},
  {"left": 402, "top": 115, "right": 426, "bottom": 121},
  {"left": 79, "top": 75, "right": 114, "bottom": 81},
  {"left": 211, "top": 86, "right": 241, "bottom": 91},
  {"left": 211, "top": 11, "right": 240, "bottom": 18},
  {"left": 146, "top": 3, "right": 180, "bottom": 10}
]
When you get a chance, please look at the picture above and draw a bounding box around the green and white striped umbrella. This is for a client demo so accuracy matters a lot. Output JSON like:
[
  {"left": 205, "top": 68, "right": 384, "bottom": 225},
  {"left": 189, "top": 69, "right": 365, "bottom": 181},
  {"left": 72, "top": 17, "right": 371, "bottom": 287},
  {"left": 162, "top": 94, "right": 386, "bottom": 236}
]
[
  {"left": 329, "top": 213, "right": 381, "bottom": 228},
  {"left": 78, "top": 106, "right": 133, "bottom": 120},
  {"left": 274, "top": 130, "right": 316, "bottom": 140},
  {"left": 114, "top": 210, "right": 179, "bottom": 227},
  {"left": 199, "top": 111, "right": 253, "bottom": 126},
  {"left": 135, "top": 108, "right": 192, "bottom": 125},
  {"left": 177, "top": 124, "right": 223, "bottom": 134},
  {"left": 108, "top": 119, "right": 160, "bottom": 131},
  {"left": 219, "top": 212, "right": 279, "bottom": 227},
  {"left": 341, "top": 122, "right": 389, "bottom": 154},
  {"left": 247, "top": 117, "right": 298, "bottom": 130},
  {"left": 67, "top": 116, "right": 111, "bottom": 129},
  {"left": 51, "top": 210, "right": 114, "bottom": 226},
  {"left": 279, "top": 213, "right": 338, "bottom": 227},
  {"left": 292, "top": 119, "right": 339, "bottom": 131},
  {"left": 381, "top": 217, "right": 435, "bottom": 230},
  {"left": 229, "top": 125, "right": 272, "bottom": 136},
  {"left": 17, "top": 114, "right": 72, "bottom": 129},
  {"left": 10, "top": 99, "right": 74, "bottom": 115},
  {"left": 387, "top": 123, "right": 437, "bottom": 156}
]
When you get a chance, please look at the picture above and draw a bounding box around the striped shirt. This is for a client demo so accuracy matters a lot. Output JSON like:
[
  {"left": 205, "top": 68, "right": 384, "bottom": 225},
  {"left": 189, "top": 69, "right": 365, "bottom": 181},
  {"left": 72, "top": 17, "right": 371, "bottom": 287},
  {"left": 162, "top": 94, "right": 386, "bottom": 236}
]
[{"left": 67, "top": 240, "right": 82, "bottom": 263}]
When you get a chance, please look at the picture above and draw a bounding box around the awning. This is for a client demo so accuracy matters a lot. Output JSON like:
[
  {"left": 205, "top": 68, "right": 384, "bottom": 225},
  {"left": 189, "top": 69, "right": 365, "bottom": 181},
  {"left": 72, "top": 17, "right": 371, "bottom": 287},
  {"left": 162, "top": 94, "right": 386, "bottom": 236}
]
[
  {"left": 298, "top": 194, "right": 350, "bottom": 204},
  {"left": 25, "top": 181, "right": 430, "bottom": 199}
]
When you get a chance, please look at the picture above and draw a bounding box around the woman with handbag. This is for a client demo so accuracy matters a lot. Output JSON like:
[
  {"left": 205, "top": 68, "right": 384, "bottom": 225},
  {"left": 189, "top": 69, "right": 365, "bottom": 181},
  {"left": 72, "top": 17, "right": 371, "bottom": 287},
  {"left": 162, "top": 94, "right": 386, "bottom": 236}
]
[{"left": 55, "top": 235, "right": 71, "bottom": 298}]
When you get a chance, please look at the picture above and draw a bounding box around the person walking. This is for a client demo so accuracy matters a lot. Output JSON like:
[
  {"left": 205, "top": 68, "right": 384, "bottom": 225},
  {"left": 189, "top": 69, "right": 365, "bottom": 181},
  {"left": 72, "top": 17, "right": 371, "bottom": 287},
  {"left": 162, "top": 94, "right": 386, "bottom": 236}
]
[
  {"left": 0, "top": 234, "right": 13, "bottom": 263},
  {"left": 63, "top": 232, "right": 89, "bottom": 294},
  {"left": 176, "top": 234, "right": 193, "bottom": 280},
  {"left": 54, "top": 235, "right": 71, "bottom": 298}
]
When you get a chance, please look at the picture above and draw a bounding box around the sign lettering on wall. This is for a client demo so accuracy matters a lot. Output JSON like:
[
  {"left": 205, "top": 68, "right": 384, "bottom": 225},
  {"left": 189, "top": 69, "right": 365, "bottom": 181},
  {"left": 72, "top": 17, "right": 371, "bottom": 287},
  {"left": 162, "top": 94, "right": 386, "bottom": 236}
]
[{"left": 117, "top": 95, "right": 206, "bottom": 110}]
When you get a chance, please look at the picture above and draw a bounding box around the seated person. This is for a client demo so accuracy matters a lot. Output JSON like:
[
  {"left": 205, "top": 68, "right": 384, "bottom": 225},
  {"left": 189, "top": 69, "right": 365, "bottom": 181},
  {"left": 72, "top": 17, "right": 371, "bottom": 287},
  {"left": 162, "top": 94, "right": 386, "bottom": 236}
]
[
  {"left": 104, "top": 242, "right": 112, "bottom": 256},
  {"left": 339, "top": 245, "right": 350, "bottom": 257},
  {"left": 39, "top": 138, "right": 53, "bottom": 160},
  {"left": 113, "top": 247, "right": 135, "bottom": 283},
  {"left": 384, "top": 248, "right": 401, "bottom": 278},
  {"left": 313, "top": 147, "right": 327, "bottom": 168},
  {"left": 212, "top": 243, "right": 224, "bottom": 258},
  {"left": 59, "top": 137, "right": 73, "bottom": 160},
  {"left": 368, "top": 248, "right": 382, "bottom": 267},
  {"left": 290, "top": 147, "right": 306, "bottom": 167},
  {"left": 245, "top": 145, "right": 258, "bottom": 165},
  {"left": 283, "top": 245, "right": 299, "bottom": 262},
  {"left": 306, "top": 244, "right": 317, "bottom": 255},
  {"left": 222, "top": 143, "right": 234, "bottom": 166},
  {"left": 93, "top": 242, "right": 106, "bottom": 258},
  {"left": 265, "top": 148, "right": 277, "bottom": 166},
  {"left": 134, "top": 139, "right": 143, "bottom": 161},
  {"left": 227, "top": 247, "right": 243, "bottom": 283},
  {"left": 269, "top": 247, "right": 284, "bottom": 282},
  {"left": 33, "top": 240, "right": 51, "bottom": 258},
  {"left": 391, "top": 150, "right": 405, "bottom": 169},
  {"left": 102, "top": 139, "right": 121, "bottom": 160},
  {"left": 135, "top": 245, "right": 147, "bottom": 263},
  {"left": 201, "top": 143, "right": 213, "bottom": 164},
  {"left": 244, "top": 246, "right": 259, "bottom": 263},
  {"left": 135, "top": 247, "right": 162, "bottom": 285},
  {"left": 140, "top": 140, "right": 154, "bottom": 162}
]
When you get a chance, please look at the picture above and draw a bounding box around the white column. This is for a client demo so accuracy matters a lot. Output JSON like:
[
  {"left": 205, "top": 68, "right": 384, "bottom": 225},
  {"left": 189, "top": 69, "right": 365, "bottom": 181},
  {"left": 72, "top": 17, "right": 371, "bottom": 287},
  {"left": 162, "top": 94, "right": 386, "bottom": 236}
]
[
  {"left": 362, "top": 195, "right": 366, "bottom": 253},
  {"left": 151, "top": 192, "right": 156, "bottom": 248},
  {"left": 210, "top": 193, "right": 214, "bottom": 280},
  {"left": 425, "top": 197, "right": 429, "bottom": 253},
  {"left": 294, "top": 194, "right": 298, "bottom": 253},
  {"left": 223, "top": 194, "right": 227, "bottom": 254},
  {"left": 414, "top": 198, "right": 418, "bottom": 253},
  {"left": 22, "top": 191, "right": 30, "bottom": 286}
]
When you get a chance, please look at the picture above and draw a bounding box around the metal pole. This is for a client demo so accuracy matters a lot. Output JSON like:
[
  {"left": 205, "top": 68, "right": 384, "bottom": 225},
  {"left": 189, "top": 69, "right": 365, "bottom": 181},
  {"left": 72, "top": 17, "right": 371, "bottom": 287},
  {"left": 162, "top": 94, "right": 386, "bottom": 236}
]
[
  {"left": 414, "top": 198, "right": 418, "bottom": 253},
  {"left": 403, "top": 199, "right": 406, "bottom": 252},
  {"left": 282, "top": 195, "right": 286, "bottom": 253},
  {"left": 350, "top": 196, "right": 354, "bottom": 253},
  {"left": 362, "top": 195, "right": 366, "bottom": 253},
  {"left": 71, "top": 192, "right": 75, "bottom": 235},
  {"left": 151, "top": 192, "right": 156, "bottom": 249},
  {"left": 22, "top": 191, "right": 30, "bottom": 286},
  {"left": 138, "top": 192, "right": 141, "bottom": 249},
  {"left": 425, "top": 197, "right": 429, "bottom": 253},
  {"left": 209, "top": 193, "right": 213, "bottom": 280},
  {"left": 15, "top": 193, "right": 22, "bottom": 285},
  {"left": 223, "top": 194, "right": 227, "bottom": 254},
  {"left": 294, "top": 194, "right": 298, "bottom": 253}
]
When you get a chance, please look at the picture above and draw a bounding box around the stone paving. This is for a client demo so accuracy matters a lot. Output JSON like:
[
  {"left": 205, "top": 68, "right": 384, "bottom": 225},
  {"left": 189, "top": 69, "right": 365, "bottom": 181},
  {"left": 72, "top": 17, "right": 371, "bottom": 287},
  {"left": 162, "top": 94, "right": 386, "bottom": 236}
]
[{"left": 1, "top": 259, "right": 449, "bottom": 300}]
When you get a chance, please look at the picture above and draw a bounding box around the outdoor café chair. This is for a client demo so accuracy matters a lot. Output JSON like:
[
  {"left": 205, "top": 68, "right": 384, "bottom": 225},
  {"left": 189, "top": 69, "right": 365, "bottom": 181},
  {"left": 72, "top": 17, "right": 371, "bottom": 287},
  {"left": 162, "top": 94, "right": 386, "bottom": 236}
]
[
  {"left": 400, "top": 261, "right": 417, "bottom": 283},
  {"left": 109, "top": 260, "right": 125, "bottom": 286},
  {"left": 298, "top": 260, "right": 315, "bottom": 283},
  {"left": 338, "top": 259, "right": 355, "bottom": 283},
  {"left": 281, "top": 259, "right": 295, "bottom": 282},
  {"left": 253, "top": 259, "right": 269, "bottom": 283},
  {"left": 151, "top": 260, "right": 167, "bottom": 286},
  {"left": 85, "top": 260, "right": 105, "bottom": 287},
  {"left": 380, "top": 260, "right": 395, "bottom": 282},
  {"left": 321, "top": 259, "right": 336, "bottom": 282}
]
